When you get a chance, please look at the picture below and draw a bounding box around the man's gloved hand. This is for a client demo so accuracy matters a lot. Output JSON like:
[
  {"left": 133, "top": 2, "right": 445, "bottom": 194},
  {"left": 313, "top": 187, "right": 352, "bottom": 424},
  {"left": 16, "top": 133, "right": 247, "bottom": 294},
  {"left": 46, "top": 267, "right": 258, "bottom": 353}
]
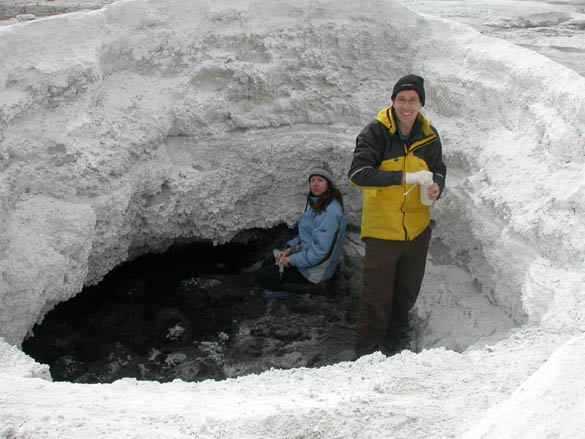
[{"left": 405, "top": 170, "right": 433, "bottom": 185}]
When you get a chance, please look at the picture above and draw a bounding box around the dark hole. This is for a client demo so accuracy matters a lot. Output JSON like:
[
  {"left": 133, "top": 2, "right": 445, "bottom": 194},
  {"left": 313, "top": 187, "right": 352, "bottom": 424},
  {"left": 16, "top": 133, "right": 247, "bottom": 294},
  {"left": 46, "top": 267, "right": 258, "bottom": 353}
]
[{"left": 22, "top": 225, "right": 360, "bottom": 384}]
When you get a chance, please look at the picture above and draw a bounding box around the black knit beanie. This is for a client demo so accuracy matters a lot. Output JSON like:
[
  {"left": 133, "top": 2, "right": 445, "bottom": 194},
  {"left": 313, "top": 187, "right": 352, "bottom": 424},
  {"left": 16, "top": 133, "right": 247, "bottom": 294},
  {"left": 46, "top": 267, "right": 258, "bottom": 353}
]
[{"left": 391, "top": 74, "right": 425, "bottom": 106}]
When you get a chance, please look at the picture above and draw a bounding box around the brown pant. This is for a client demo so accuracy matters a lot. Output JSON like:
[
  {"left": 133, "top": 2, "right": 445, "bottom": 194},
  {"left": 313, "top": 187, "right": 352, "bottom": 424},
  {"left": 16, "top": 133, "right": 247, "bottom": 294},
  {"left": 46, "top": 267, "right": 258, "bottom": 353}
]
[{"left": 354, "top": 227, "right": 431, "bottom": 356}]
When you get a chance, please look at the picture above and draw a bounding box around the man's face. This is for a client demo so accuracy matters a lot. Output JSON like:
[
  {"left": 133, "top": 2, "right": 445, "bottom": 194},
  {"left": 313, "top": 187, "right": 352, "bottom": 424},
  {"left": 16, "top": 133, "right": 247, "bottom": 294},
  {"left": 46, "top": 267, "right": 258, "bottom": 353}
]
[{"left": 393, "top": 90, "right": 423, "bottom": 128}]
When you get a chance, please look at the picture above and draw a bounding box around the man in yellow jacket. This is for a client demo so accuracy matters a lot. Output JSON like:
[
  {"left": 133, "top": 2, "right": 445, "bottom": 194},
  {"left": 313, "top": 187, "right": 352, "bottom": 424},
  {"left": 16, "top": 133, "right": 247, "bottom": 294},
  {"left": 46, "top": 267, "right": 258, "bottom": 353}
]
[{"left": 348, "top": 74, "right": 446, "bottom": 357}]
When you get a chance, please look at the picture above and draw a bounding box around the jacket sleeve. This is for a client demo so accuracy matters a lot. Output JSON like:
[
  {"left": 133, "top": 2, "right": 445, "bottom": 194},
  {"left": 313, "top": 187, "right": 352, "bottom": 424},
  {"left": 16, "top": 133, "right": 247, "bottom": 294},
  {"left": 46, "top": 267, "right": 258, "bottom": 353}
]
[
  {"left": 289, "top": 207, "right": 341, "bottom": 269},
  {"left": 348, "top": 120, "right": 403, "bottom": 189},
  {"left": 428, "top": 127, "right": 447, "bottom": 197},
  {"left": 286, "top": 235, "right": 302, "bottom": 253}
]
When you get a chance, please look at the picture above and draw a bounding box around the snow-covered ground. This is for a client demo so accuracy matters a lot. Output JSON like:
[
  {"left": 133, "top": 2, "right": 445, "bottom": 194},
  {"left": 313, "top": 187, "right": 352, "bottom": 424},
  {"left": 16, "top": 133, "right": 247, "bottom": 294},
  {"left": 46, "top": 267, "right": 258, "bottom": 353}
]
[
  {"left": 1, "top": 0, "right": 584, "bottom": 437},
  {"left": 401, "top": 0, "right": 585, "bottom": 76}
]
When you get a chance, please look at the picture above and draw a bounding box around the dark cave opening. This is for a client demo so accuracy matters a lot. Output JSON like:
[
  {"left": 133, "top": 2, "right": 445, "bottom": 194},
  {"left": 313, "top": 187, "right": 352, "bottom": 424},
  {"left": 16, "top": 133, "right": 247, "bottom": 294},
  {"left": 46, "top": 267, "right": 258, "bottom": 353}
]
[{"left": 22, "top": 225, "right": 360, "bottom": 384}]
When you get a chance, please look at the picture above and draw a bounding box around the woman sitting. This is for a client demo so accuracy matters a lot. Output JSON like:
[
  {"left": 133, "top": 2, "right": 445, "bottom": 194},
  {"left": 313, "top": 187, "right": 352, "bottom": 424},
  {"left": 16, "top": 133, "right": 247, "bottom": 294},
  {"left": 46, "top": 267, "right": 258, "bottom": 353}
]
[{"left": 255, "top": 162, "right": 347, "bottom": 295}]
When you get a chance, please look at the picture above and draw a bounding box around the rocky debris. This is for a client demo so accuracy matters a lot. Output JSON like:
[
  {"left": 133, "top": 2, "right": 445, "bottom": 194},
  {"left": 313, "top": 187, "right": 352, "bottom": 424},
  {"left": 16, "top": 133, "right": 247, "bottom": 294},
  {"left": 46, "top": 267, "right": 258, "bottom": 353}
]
[
  {"left": 24, "top": 269, "right": 361, "bottom": 383},
  {"left": 21, "top": 232, "right": 373, "bottom": 383}
]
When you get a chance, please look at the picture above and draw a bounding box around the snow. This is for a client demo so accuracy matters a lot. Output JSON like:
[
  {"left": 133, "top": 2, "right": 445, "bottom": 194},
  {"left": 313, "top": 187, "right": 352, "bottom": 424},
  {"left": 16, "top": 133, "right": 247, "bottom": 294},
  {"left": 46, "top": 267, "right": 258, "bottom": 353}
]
[
  {"left": 464, "top": 335, "right": 585, "bottom": 438},
  {"left": 1, "top": 0, "right": 584, "bottom": 437}
]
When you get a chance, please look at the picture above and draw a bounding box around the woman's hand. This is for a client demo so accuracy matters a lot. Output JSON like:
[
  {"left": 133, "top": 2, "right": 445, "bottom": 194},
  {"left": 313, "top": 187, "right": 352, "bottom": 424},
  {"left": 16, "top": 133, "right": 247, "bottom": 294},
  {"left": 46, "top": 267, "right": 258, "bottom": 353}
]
[
  {"left": 277, "top": 248, "right": 291, "bottom": 260},
  {"left": 277, "top": 248, "right": 292, "bottom": 267},
  {"left": 281, "top": 256, "right": 291, "bottom": 268}
]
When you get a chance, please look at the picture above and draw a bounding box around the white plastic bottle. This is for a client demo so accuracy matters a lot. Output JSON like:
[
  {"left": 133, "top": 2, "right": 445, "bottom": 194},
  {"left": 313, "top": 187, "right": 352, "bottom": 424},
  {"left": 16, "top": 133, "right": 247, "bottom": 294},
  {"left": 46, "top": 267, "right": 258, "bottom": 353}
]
[{"left": 420, "top": 183, "right": 433, "bottom": 205}]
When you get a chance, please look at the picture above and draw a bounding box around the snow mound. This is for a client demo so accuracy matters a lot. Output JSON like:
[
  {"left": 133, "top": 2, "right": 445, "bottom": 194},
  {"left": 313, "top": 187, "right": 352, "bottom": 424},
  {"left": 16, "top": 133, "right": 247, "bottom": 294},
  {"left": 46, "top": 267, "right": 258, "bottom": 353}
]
[
  {"left": 464, "top": 335, "right": 585, "bottom": 439},
  {"left": 0, "top": 0, "right": 585, "bottom": 436},
  {"left": 0, "top": 337, "right": 51, "bottom": 380}
]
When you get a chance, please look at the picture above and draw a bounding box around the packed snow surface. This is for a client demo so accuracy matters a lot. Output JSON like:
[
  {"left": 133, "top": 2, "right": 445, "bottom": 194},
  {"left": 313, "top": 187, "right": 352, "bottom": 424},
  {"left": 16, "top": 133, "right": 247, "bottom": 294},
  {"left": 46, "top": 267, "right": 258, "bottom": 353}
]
[{"left": 1, "top": 0, "right": 584, "bottom": 437}]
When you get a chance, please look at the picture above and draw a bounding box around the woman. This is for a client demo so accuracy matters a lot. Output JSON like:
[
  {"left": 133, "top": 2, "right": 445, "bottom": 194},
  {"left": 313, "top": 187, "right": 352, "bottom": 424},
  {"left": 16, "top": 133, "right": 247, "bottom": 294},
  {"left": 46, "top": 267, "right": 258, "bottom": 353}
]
[{"left": 255, "top": 162, "right": 347, "bottom": 294}]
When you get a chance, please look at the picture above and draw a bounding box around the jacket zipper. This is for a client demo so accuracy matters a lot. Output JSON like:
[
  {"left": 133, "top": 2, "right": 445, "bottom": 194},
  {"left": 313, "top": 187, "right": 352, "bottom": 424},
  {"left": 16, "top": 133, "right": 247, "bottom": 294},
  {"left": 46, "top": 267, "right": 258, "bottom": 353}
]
[{"left": 401, "top": 141, "right": 409, "bottom": 241}]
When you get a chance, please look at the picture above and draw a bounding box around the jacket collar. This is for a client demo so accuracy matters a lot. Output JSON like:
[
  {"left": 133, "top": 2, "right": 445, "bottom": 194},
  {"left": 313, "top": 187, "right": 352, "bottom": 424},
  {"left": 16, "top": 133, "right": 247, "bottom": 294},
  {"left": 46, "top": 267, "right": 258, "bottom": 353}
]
[{"left": 377, "top": 105, "right": 435, "bottom": 140}]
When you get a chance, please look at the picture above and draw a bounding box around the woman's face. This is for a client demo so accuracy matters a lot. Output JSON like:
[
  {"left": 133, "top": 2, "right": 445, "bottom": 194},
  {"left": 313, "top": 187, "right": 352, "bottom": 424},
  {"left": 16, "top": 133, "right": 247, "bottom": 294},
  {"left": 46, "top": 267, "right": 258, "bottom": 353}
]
[{"left": 310, "top": 175, "right": 328, "bottom": 197}]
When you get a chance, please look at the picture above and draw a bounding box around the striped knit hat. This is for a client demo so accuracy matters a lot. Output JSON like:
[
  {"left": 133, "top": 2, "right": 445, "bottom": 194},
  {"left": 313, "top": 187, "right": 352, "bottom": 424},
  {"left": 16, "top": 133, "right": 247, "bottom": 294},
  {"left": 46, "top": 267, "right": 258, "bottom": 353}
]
[{"left": 308, "top": 161, "right": 334, "bottom": 184}]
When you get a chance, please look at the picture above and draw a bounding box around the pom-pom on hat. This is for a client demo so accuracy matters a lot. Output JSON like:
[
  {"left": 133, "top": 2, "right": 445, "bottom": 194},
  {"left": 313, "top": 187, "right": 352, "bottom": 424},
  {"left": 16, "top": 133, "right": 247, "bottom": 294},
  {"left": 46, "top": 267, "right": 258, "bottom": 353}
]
[
  {"left": 308, "top": 161, "right": 334, "bottom": 184},
  {"left": 391, "top": 74, "right": 425, "bottom": 106}
]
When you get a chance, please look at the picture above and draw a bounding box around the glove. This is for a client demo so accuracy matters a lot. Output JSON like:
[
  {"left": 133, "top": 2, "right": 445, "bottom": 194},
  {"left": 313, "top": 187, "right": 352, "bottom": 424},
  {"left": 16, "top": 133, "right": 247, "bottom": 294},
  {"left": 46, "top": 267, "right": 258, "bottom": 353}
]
[{"left": 405, "top": 170, "right": 433, "bottom": 185}]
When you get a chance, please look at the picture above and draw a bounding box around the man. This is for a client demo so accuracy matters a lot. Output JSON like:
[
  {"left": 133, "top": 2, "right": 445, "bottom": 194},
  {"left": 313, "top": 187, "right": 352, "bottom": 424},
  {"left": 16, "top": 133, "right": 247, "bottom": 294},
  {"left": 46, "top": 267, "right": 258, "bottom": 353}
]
[{"left": 348, "top": 74, "right": 446, "bottom": 357}]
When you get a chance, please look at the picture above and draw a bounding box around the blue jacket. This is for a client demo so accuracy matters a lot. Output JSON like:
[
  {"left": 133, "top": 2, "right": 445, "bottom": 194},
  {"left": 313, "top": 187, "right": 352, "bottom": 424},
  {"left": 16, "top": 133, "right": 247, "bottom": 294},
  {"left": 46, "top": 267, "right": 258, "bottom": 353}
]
[{"left": 287, "top": 197, "right": 347, "bottom": 283}]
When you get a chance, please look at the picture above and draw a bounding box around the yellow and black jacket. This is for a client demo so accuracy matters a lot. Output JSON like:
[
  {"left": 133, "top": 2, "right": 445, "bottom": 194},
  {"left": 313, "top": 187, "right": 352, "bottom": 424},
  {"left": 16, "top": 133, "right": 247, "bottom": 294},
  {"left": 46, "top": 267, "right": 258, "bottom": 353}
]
[{"left": 348, "top": 106, "right": 446, "bottom": 241}]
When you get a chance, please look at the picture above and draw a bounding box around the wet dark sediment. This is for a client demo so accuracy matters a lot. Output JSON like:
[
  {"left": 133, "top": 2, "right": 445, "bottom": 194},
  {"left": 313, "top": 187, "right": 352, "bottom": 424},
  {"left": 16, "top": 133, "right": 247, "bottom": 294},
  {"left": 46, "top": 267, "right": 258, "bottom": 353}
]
[{"left": 22, "top": 226, "right": 362, "bottom": 383}]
